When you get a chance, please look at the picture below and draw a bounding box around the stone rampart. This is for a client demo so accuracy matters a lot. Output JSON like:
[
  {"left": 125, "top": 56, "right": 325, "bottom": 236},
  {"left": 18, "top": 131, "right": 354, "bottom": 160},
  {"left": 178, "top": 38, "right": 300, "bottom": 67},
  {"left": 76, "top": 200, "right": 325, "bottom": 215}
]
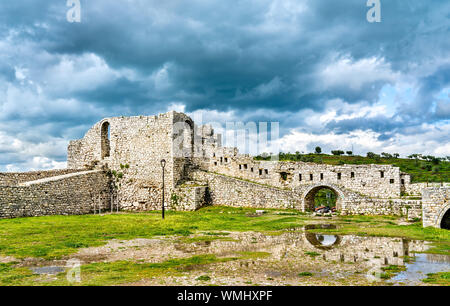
[
  {"left": 0, "top": 170, "right": 110, "bottom": 219},
  {"left": 191, "top": 170, "right": 301, "bottom": 209}
]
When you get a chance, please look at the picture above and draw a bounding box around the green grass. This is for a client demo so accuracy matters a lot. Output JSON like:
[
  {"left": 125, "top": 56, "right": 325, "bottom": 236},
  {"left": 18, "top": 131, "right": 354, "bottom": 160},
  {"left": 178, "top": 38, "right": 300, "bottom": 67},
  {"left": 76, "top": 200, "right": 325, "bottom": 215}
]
[
  {"left": 0, "top": 251, "right": 275, "bottom": 286},
  {"left": 236, "top": 251, "right": 271, "bottom": 259},
  {"left": 422, "top": 272, "right": 450, "bottom": 285},
  {"left": 379, "top": 265, "right": 406, "bottom": 279},
  {"left": 0, "top": 263, "right": 36, "bottom": 286},
  {"left": 298, "top": 272, "right": 313, "bottom": 277},
  {"left": 304, "top": 251, "right": 321, "bottom": 257},
  {"left": 196, "top": 275, "right": 211, "bottom": 282},
  {"left": 177, "top": 235, "right": 237, "bottom": 244},
  {"left": 0, "top": 206, "right": 308, "bottom": 259},
  {"left": 0, "top": 206, "right": 449, "bottom": 286},
  {"left": 0, "top": 255, "right": 236, "bottom": 286},
  {"left": 255, "top": 153, "right": 450, "bottom": 183},
  {"left": 0, "top": 206, "right": 449, "bottom": 262}
]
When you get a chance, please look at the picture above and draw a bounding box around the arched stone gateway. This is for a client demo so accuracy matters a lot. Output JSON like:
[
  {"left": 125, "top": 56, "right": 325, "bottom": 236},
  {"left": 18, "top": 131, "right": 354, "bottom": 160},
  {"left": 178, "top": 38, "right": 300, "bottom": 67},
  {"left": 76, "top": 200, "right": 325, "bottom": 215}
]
[
  {"left": 301, "top": 183, "right": 346, "bottom": 212},
  {"left": 422, "top": 187, "right": 450, "bottom": 229},
  {"left": 437, "top": 204, "right": 450, "bottom": 230}
]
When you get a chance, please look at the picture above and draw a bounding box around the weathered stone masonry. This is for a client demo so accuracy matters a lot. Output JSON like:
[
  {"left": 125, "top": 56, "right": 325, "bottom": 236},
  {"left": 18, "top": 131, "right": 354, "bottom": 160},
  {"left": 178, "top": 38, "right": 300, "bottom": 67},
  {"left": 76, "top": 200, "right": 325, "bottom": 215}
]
[
  {"left": 0, "top": 111, "right": 448, "bottom": 228},
  {"left": 422, "top": 187, "right": 450, "bottom": 228},
  {"left": 0, "top": 170, "right": 110, "bottom": 219},
  {"left": 190, "top": 170, "right": 302, "bottom": 210},
  {"left": 0, "top": 169, "right": 84, "bottom": 186}
]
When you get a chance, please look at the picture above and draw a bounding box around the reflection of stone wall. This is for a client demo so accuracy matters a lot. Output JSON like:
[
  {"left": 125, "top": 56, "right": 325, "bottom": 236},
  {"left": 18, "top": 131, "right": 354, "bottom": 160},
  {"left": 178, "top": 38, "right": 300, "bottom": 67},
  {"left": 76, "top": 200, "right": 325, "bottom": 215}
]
[
  {"left": 182, "top": 231, "right": 429, "bottom": 270},
  {"left": 0, "top": 170, "right": 110, "bottom": 219},
  {"left": 422, "top": 187, "right": 450, "bottom": 228}
]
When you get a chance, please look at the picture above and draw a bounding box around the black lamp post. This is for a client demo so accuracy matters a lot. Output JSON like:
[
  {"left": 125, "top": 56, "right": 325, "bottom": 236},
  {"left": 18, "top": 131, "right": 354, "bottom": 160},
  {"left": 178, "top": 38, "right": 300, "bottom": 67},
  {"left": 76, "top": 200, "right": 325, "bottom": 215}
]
[{"left": 160, "top": 159, "right": 166, "bottom": 219}]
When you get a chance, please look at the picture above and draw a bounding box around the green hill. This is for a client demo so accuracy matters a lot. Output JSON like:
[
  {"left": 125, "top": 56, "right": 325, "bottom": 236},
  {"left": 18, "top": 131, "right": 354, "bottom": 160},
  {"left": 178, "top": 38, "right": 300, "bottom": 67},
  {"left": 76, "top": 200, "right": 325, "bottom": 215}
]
[{"left": 254, "top": 153, "right": 450, "bottom": 183}]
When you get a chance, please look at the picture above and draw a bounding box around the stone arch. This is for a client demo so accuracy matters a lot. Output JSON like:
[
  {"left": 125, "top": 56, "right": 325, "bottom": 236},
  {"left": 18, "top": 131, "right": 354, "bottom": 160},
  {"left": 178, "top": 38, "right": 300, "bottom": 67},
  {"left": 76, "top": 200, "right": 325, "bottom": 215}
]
[
  {"left": 100, "top": 121, "right": 110, "bottom": 159},
  {"left": 302, "top": 183, "right": 345, "bottom": 212},
  {"left": 436, "top": 202, "right": 450, "bottom": 229}
]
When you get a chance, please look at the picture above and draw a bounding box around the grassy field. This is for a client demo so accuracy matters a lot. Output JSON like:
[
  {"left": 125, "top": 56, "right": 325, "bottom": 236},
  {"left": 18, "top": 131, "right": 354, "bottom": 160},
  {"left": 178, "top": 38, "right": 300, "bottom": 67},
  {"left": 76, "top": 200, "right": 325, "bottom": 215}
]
[
  {"left": 0, "top": 207, "right": 449, "bottom": 286},
  {"left": 0, "top": 206, "right": 448, "bottom": 260},
  {"left": 0, "top": 254, "right": 241, "bottom": 286},
  {"left": 255, "top": 153, "right": 450, "bottom": 183},
  {"left": 422, "top": 272, "right": 450, "bottom": 285},
  {"left": 0, "top": 206, "right": 309, "bottom": 259}
]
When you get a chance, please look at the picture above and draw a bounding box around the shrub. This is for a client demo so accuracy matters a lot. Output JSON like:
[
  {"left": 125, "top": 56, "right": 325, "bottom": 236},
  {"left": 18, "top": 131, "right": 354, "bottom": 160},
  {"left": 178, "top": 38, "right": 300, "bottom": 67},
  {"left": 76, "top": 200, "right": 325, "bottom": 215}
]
[
  {"left": 196, "top": 275, "right": 211, "bottom": 281},
  {"left": 331, "top": 150, "right": 344, "bottom": 156},
  {"left": 298, "top": 272, "right": 313, "bottom": 277}
]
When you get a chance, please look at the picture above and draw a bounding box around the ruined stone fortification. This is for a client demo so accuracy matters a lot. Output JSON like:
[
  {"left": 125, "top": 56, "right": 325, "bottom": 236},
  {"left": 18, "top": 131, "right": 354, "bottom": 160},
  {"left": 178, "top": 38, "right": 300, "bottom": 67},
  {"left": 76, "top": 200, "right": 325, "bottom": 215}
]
[
  {"left": 422, "top": 187, "right": 450, "bottom": 228},
  {"left": 0, "top": 170, "right": 109, "bottom": 219},
  {"left": 0, "top": 111, "right": 448, "bottom": 228}
]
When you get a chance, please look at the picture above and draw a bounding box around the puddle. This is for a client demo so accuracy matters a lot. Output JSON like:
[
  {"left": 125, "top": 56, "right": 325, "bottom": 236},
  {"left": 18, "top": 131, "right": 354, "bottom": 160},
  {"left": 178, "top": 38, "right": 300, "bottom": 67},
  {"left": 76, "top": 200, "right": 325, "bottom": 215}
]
[
  {"left": 31, "top": 266, "right": 65, "bottom": 275},
  {"left": 304, "top": 224, "right": 341, "bottom": 250},
  {"left": 390, "top": 253, "right": 450, "bottom": 285},
  {"left": 61, "top": 225, "right": 449, "bottom": 285}
]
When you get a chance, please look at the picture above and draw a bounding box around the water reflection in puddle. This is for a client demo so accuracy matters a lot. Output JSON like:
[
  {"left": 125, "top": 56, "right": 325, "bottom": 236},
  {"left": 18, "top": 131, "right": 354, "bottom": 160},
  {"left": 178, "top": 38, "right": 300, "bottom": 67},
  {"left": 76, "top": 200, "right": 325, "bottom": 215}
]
[
  {"left": 179, "top": 224, "right": 449, "bottom": 284},
  {"left": 304, "top": 224, "right": 341, "bottom": 250},
  {"left": 31, "top": 266, "right": 65, "bottom": 275},
  {"left": 391, "top": 253, "right": 450, "bottom": 285}
]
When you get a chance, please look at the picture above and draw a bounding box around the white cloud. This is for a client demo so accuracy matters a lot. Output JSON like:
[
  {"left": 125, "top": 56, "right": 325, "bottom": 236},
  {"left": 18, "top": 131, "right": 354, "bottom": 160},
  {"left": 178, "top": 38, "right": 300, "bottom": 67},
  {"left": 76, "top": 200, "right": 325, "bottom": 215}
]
[
  {"left": 0, "top": 131, "right": 67, "bottom": 172},
  {"left": 319, "top": 55, "right": 399, "bottom": 91},
  {"left": 5, "top": 157, "right": 66, "bottom": 172},
  {"left": 167, "top": 102, "right": 186, "bottom": 113},
  {"left": 235, "top": 76, "right": 285, "bottom": 100},
  {"left": 151, "top": 62, "right": 174, "bottom": 91},
  {"left": 274, "top": 122, "right": 450, "bottom": 157},
  {"left": 43, "top": 53, "right": 120, "bottom": 95}
]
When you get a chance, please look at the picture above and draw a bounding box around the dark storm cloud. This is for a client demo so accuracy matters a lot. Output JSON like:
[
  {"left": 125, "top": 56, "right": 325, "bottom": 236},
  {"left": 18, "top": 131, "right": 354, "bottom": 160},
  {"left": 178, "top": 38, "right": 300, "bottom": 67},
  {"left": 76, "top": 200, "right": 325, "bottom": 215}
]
[
  {"left": 2, "top": 1, "right": 449, "bottom": 114},
  {"left": 0, "top": 0, "right": 449, "bottom": 170},
  {"left": 325, "top": 115, "right": 403, "bottom": 135}
]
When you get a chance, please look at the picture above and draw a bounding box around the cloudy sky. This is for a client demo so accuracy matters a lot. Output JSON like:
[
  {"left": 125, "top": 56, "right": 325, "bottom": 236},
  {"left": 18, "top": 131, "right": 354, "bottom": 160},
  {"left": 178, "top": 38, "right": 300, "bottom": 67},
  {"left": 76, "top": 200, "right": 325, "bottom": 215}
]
[{"left": 0, "top": 0, "right": 449, "bottom": 171}]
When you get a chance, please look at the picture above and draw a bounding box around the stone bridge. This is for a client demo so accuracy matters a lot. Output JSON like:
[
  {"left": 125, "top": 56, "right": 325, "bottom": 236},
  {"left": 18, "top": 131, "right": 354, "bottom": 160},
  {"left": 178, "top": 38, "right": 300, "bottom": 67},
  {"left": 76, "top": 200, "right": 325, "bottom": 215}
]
[{"left": 422, "top": 187, "right": 450, "bottom": 229}]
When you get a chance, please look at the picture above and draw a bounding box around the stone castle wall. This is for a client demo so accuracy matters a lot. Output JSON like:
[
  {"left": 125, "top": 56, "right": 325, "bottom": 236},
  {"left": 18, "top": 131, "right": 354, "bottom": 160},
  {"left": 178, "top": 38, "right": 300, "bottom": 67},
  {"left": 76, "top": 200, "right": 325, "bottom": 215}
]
[
  {"left": 404, "top": 182, "right": 450, "bottom": 196},
  {"left": 422, "top": 187, "right": 450, "bottom": 228},
  {"left": 171, "top": 183, "right": 208, "bottom": 211},
  {"left": 208, "top": 155, "right": 406, "bottom": 199},
  {"left": 191, "top": 170, "right": 302, "bottom": 210},
  {"left": 67, "top": 111, "right": 199, "bottom": 211},
  {"left": 0, "top": 169, "right": 84, "bottom": 186},
  {"left": 0, "top": 170, "right": 110, "bottom": 219},
  {"left": 0, "top": 111, "right": 444, "bottom": 227},
  {"left": 342, "top": 193, "right": 422, "bottom": 219}
]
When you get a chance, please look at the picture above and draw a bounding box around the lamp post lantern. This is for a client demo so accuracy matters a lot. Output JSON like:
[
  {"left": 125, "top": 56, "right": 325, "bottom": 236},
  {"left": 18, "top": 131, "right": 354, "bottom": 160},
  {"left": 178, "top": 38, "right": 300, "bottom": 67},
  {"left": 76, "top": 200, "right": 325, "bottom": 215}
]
[{"left": 160, "top": 159, "right": 166, "bottom": 219}]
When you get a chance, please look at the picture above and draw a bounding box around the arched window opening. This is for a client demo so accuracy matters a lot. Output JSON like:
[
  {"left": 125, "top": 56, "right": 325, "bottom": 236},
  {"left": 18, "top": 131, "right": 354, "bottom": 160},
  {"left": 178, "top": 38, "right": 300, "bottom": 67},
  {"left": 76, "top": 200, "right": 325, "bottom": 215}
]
[
  {"left": 181, "top": 120, "right": 194, "bottom": 158},
  {"left": 101, "top": 121, "right": 111, "bottom": 159}
]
